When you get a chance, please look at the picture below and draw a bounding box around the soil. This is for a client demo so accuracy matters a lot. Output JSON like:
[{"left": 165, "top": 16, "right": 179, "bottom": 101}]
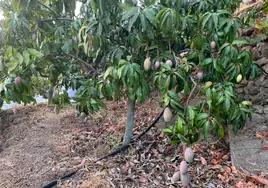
[
  {"left": 0, "top": 103, "right": 85, "bottom": 188},
  {"left": 1, "top": 100, "right": 267, "bottom": 188}
]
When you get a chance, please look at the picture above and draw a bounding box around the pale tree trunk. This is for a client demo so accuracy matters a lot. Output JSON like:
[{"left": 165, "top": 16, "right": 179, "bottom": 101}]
[
  {"left": 48, "top": 82, "right": 55, "bottom": 105},
  {"left": 123, "top": 97, "right": 136, "bottom": 146}
]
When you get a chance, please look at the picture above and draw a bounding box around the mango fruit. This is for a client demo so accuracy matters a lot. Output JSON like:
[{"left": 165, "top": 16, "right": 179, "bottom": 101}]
[
  {"left": 163, "top": 107, "right": 173, "bottom": 122},
  {"left": 144, "top": 57, "right": 151, "bottom": 71}
]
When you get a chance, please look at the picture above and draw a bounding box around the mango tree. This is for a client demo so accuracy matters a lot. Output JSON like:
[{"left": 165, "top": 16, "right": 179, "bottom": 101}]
[
  {"left": 0, "top": 0, "right": 258, "bottom": 147},
  {"left": 0, "top": 0, "right": 97, "bottom": 107},
  {"left": 73, "top": 0, "right": 258, "bottom": 146}
]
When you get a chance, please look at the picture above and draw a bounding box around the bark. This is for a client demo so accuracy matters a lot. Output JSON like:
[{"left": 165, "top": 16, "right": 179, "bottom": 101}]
[
  {"left": 123, "top": 97, "right": 136, "bottom": 146},
  {"left": 48, "top": 83, "right": 55, "bottom": 105}
]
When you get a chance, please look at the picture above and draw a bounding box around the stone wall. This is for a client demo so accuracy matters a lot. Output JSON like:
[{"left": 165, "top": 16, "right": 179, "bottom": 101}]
[{"left": 236, "top": 42, "right": 268, "bottom": 106}]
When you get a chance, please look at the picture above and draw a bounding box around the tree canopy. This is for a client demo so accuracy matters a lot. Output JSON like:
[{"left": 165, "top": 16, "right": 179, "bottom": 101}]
[{"left": 0, "top": 0, "right": 258, "bottom": 145}]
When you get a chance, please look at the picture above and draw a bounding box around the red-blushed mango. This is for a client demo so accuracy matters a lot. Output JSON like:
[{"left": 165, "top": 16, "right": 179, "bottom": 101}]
[
  {"left": 14, "top": 76, "right": 21, "bottom": 84},
  {"left": 163, "top": 107, "right": 172, "bottom": 122},
  {"left": 171, "top": 171, "right": 180, "bottom": 183},
  {"left": 210, "top": 41, "right": 216, "bottom": 49},
  {"left": 181, "top": 173, "right": 191, "bottom": 186},
  {"left": 196, "top": 71, "right": 203, "bottom": 80},
  {"left": 144, "top": 57, "right": 151, "bottom": 71},
  {"left": 180, "top": 160, "right": 188, "bottom": 175},
  {"left": 184, "top": 147, "right": 194, "bottom": 163},
  {"left": 155, "top": 61, "right": 160, "bottom": 68},
  {"left": 166, "top": 59, "right": 173, "bottom": 67}
]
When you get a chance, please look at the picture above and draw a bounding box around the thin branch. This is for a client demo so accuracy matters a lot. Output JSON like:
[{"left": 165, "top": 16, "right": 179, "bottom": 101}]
[
  {"left": 186, "top": 76, "right": 197, "bottom": 108},
  {"left": 36, "top": 0, "right": 58, "bottom": 17},
  {"left": 39, "top": 72, "right": 49, "bottom": 78},
  {"left": 63, "top": 53, "right": 97, "bottom": 72},
  {"left": 234, "top": 1, "right": 263, "bottom": 16},
  {"left": 39, "top": 18, "right": 73, "bottom": 22}
]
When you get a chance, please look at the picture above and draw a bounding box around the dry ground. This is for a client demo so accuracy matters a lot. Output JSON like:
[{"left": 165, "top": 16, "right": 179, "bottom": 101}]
[{"left": 0, "top": 100, "right": 267, "bottom": 188}]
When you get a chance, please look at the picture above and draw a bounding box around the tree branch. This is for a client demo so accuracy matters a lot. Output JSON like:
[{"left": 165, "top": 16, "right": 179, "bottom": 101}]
[
  {"left": 63, "top": 53, "right": 97, "bottom": 72},
  {"left": 186, "top": 76, "right": 197, "bottom": 108},
  {"left": 36, "top": 0, "right": 58, "bottom": 17}
]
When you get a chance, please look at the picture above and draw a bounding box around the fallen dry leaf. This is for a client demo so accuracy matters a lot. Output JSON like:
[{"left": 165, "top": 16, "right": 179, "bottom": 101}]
[
  {"left": 222, "top": 154, "right": 229, "bottom": 160},
  {"left": 261, "top": 145, "right": 268, "bottom": 151},
  {"left": 223, "top": 165, "right": 231, "bottom": 173},
  {"left": 138, "top": 177, "right": 148, "bottom": 183},
  {"left": 73, "top": 158, "right": 86, "bottom": 169},
  {"left": 231, "top": 165, "right": 238, "bottom": 174},
  {"left": 236, "top": 180, "right": 246, "bottom": 188},
  {"left": 218, "top": 173, "right": 225, "bottom": 181},
  {"left": 211, "top": 164, "right": 222, "bottom": 169},
  {"left": 200, "top": 156, "right": 207, "bottom": 166},
  {"left": 211, "top": 159, "right": 220, "bottom": 165},
  {"left": 256, "top": 131, "right": 268, "bottom": 138},
  {"left": 248, "top": 175, "right": 268, "bottom": 185},
  {"left": 122, "top": 162, "right": 130, "bottom": 171},
  {"left": 246, "top": 181, "right": 258, "bottom": 188}
]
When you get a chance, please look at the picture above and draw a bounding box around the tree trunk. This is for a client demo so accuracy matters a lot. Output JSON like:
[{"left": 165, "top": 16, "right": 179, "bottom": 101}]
[
  {"left": 48, "top": 83, "right": 55, "bottom": 105},
  {"left": 123, "top": 97, "right": 136, "bottom": 146}
]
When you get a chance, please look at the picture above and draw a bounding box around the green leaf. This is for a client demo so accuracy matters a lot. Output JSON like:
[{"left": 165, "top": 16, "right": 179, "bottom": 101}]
[
  {"left": 176, "top": 117, "right": 184, "bottom": 134},
  {"left": 16, "top": 52, "right": 23, "bottom": 64},
  {"left": 224, "top": 98, "right": 231, "bottom": 111},
  {"left": 27, "top": 48, "right": 43, "bottom": 58},
  {"left": 232, "top": 40, "right": 249, "bottom": 45},
  {"left": 122, "top": 7, "right": 139, "bottom": 20},
  {"left": 196, "top": 113, "right": 208, "bottom": 121},
  {"left": 104, "top": 67, "right": 114, "bottom": 79},
  {"left": 128, "top": 13, "right": 139, "bottom": 32},
  {"left": 23, "top": 50, "right": 30, "bottom": 65},
  {"left": 187, "top": 106, "right": 195, "bottom": 120},
  {"left": 218, "top": 123, "right": 225, "bottom": 138},
  {"left": 200, "top": 58, "right": 213, "bottom": 66},
  {"left": 144, "top": 7, "right": 156, "bottom": 24},
  {"left": 162, "top": 127, "right": 173, "bottom": 134},
  {"left": 203, "top": 121, "right": 210, "bottom": 138}
]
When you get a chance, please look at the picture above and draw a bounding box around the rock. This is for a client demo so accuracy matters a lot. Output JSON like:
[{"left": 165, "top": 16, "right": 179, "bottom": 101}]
[
  {"left": 252, "top": 105, "right": 264, "bottom": 114},
  {"left": 256, "top": 57, "right": 268, "bottom": 66},
  {"left": 252, "top": 92, "right": 265, "bottom": 103},
  {"left": 242, "top": 45, "right": 252, "bottom": 51},
  {"left": 250, "top": 113, "right": 266, "bottom": 124},
  {"left": 236, "top": 88, "right": 244, "bottom": 94},
  {"left": 248, "top": 86, "right": 259, "bottom": 95},
  {"left": 254, "top": 75, "right": 265, "bottom": 88},
  {"left": 244, "top": 87, "right": 249, "bottom": 95},
  {"left": 260, "top": 86, "right": 268, "bottom": 93},
  {"left": 260, "top": 80, "right": 268, "bottom": 88},
  {"left": 257, "top": 42, "right": 268, "bottom": 57},
  {"left": 252, "top": 47, "right": 261, "bottom": 60},
  {"left": 208, "top": 183, "right": 216, "bottom": 188},
  {"left": 241, "top": 28, "right": 254, "bottom": 36},
  {"left": 262, "top": 64, "right": 268, "bottom": 75},
  {"left": 247, "top": 80, "right": 254, "bottom": 88},
  {"left": 263, "top": 106, "right": 268, "bottom": 114},
  {"left": 236, "top": 84, "right": 245, "bottom": 89}
]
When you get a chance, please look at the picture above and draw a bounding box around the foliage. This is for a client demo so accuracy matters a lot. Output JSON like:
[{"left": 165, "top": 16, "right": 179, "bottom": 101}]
[
  {"left": 0, "top": 0, "right": 91, "bottom": 107},
  {"left": 51, "top": 90, "right": 71, "bottom": 114},
  {"left": 0, "top": 0, "right": 257, "bottom": 145}
]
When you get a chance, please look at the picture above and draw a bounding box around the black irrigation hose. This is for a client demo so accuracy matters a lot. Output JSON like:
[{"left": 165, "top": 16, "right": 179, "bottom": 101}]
[
  {"left": 40, "top": 108, "right": 164, "bottom": 188},
  {"left": 41, "top": 171, "right": 77, "bottom": 188}
]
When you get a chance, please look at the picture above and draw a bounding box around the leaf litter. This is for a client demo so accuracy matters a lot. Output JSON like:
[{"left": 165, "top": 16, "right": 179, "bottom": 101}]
[{"left": 0, "top": 99, "right": 267, "bottom": 188}]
